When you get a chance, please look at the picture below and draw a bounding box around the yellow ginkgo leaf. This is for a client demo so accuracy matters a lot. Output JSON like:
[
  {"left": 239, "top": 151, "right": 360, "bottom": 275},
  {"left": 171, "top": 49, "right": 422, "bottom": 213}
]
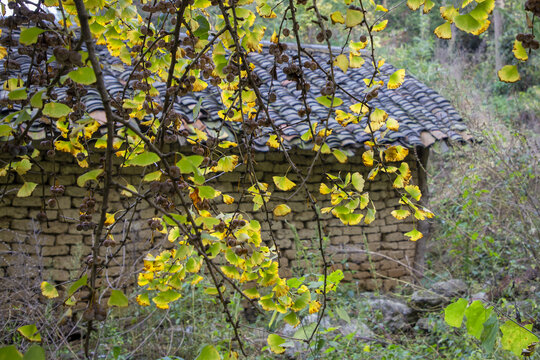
[
  {"left": 136, "top": 293, "right": 150, "bottom": 306},
  {"left": 405, "top": 184, "right": 422, "bottom": 201},
  {"left": 440, "top": 5, "right": 459, "bottom": 22},
  {"left": 362, "top": 150, "right": 374, "bottom": 167},
  {"left": 273, "top": 176, "right": 296, "bottom": 191},
  {"left": 267, "top": 134, "right": 280, "bottom": 149},
  {"left": 330, "top": 11, "right": 345, "bottom": 24},
  {"left": 391, "top": 209, "right": 411, "bottom": 220},
  {"left": 273, "top": 204, "right": 292, "bottom": 217},
  {"left": 387, "top": 69, "right": 406, "bottom": 89},
  {"left": 320, "top": 183, "right": 333, "bottom": 195},
  {"left": 372, "top": 19, "right": 388, "bottom": 32},
  {"left": 309, "top": 300, "right": 322, "bottom": 314},
  {"left": 423, "top": 0, "right": 435, "bottom": 13},
  {"left": 471, "top": 19, "right": 490, "bottom": 36},
  {"left": 334, "top": 54, "right": 349, "bottom": 73},
  {"left": 405, "top": 228, "right": 423, "bottom": 241},
  {"left": 386, "top": 118, "right": 399, "bottom": 131},
  {"left": 105, "top": 212, "right": 115, "bottom": 226},
  {"left": 350, "top": 102, "right": 369, "bottom": 115},
  {"left": 434, "top": 21, "right": 452, "bottom": 39},
  {"left": 270, "top": 30, "right": 278, "bottom": 44},
  {"left": 513, "top": 40, "right": 528, "bottom": 61},
  {"left": 384, "top": 145, "right": 409, "bottom": 162},
  {"left": 41, "top": 281, "right": 59, "bottom": 299},
  {"left": 223, "top": 194, "right": 235, "bottom": 204}
]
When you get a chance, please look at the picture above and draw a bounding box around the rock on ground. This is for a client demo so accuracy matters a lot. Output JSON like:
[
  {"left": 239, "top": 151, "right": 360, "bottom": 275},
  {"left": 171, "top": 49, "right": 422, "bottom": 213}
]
[{"left": 410, "top": 279, "right": 468, "bottom": 309}]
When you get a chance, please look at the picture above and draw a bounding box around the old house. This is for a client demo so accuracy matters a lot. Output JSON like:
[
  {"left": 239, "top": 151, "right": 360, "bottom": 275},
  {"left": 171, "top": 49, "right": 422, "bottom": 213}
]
[{"left": 0, "top": 40, "right": 469, "bottom": 292}]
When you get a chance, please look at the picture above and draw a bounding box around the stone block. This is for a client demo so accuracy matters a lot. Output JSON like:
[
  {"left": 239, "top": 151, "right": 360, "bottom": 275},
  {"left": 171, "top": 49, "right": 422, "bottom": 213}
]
[
  {"left": 384, "top": 232, "right": 404, "bottom": 242},
  {"left": 367, "top": 233, "right": 381, "bottom": 242},
  {"left": 349, "top": 252, "right": 368, "bottom": 263},
  {"left": 55, "top": 256, "right": 80, "bottom": 270},
  {"left": 344, "top": 262, "right": 360, "bottom": 271},
  {"left": 330, "top": 236, "right": 349, "bottom": 245},
  {"left": 48, "top": 269, "right": 70, "bottom": 282},
  {"left": 397, "top": 223, "right": 414, "bottom": 232},
  {"left": 343, "top": 271, "right": 353, "bottom": 281},
  {"left": 10, "top": 219, "right": 35, "bottom": 231},
  {"left": 386, "top": 268, "right": 407, "bottom": 278},
  {"left": 42, "top": 222, "right": 69, "bottom": 234},
  {"left": 64, "top": 187, "right": 88, "bottom": 197},
  {"left": 342, "top": 227, "right": 366, "bottom": 235},
  {"left": 398, "top": 241, "right": 416, "bottom": 250},
  {"left": 56, "top": 234, "right": 83, "bottom": 245},
  {"left": 381, "top": 242, "right": 399, "bottom": 250},
  {"left": 380, "top": 225, "right": 398, "bottom": 233},
  {"left": 11, "top": 197, "right": 42, "bottom": 207},
  {"left": 42, "top": 245, "right": 69, "bottom": 256}
]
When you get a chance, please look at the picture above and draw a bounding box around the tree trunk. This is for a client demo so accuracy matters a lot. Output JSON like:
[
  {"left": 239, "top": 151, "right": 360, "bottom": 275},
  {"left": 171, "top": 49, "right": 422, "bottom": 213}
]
[
  {"left": 494, "top": 0, "right": 505, "bottom": 70},
  {"left": 413, "top": 147, "right": 430, "bottom": 281}
]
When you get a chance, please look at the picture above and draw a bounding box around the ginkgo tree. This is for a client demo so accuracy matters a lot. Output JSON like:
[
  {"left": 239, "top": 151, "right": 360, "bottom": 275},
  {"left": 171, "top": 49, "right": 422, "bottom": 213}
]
[{"left": 0, "top": 0, "right": 537, "bottom": 357}]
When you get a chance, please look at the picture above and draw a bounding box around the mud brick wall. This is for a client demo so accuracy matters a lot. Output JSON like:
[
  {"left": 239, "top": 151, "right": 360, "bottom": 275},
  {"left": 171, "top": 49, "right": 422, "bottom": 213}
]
[{"left": 0, "top": 146, "right": 420, "bottom": 292}]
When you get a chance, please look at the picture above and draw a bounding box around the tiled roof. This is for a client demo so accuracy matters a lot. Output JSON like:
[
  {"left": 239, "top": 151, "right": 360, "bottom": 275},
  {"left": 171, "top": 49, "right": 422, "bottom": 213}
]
[{"left": 0, "top": 37, "right": 469, "bottom": 151}]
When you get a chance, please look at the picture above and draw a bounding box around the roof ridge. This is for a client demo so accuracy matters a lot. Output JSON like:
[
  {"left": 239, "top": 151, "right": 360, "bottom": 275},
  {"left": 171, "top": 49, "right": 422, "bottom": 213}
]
[{"left": 259, "top": 40, "right": 369, "bottom": 57}]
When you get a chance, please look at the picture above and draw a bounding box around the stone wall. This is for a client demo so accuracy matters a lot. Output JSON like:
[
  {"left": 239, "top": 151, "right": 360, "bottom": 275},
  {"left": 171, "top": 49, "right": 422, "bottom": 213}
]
[{"left": 0, "top": 146, "right": 420, "bottom": 292}]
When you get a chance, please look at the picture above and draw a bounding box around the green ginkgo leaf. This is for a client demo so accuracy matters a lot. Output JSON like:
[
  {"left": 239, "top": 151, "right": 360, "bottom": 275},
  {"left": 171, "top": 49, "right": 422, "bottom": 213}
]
[
  {"left": 332, "top": 149, "right": 348, "bottom": 163},
  {"left": 108, "top": 290, "right": 129, "bottom": 307},
  {"left": 454, "top": 13, "right": 482, "bottom": 33},
  {"left": 0, "top": 125, "right": 12, "bottom": 137},
  {"left": 351, "top": 172, "right": 365, "bottom": 192},
  {"left": 67, "top": 274, "right": 87, "bottom": 297},
  {"left": 19, "top": 27, "right": 45, "bottom": 45},
  {"left": 497, "top": 65, "right": 520, "bottom": 83},
  {"left": 68, "top": 67, "right": 97, "bottom": 85},
  {"left": 17, "top": 325, "right": 41, "bottom": 342},
  {"left": 8, "top": 88, "right": 27, "bottom": 101},
  {"left": 198, "top": 186, "right": 218, "bottom": 199},
  {"left": 267, "top": 334, "right": 287, "bottom": 354},
  {"left": 43, "top": 103, "right": 72, "bottom": 118},
  {"left": 0, "top": 345, "right": 23, "bottom": 360},
  {"left": 17, "top": 182, "right": 37, "bottom": 197},
  {"left": 316, "top": 96, "right": 343, "bottom": 107},
  {"left": 22, "top": 345, "right": 45, "bottom": 360},
  {"left": 405, "top": 185, "right": 422, "bottom": 200},
  {"left": 283, "top": 312, "right": 300, "bottom": 327},
  {"left": 195, "top": 344, "right": 221, "bottom": 360},
  {"left": 127, "top": 152, "right": 160, "bottom": 166},
  {"left": 345, "top": 8, "right": 364, "bottom": 28},
  {"left": 77, "top": 169, "right": 104, "bottom": 187},
  {"left": 30, "top": 90, "right": 44, "bottom": 108}
]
